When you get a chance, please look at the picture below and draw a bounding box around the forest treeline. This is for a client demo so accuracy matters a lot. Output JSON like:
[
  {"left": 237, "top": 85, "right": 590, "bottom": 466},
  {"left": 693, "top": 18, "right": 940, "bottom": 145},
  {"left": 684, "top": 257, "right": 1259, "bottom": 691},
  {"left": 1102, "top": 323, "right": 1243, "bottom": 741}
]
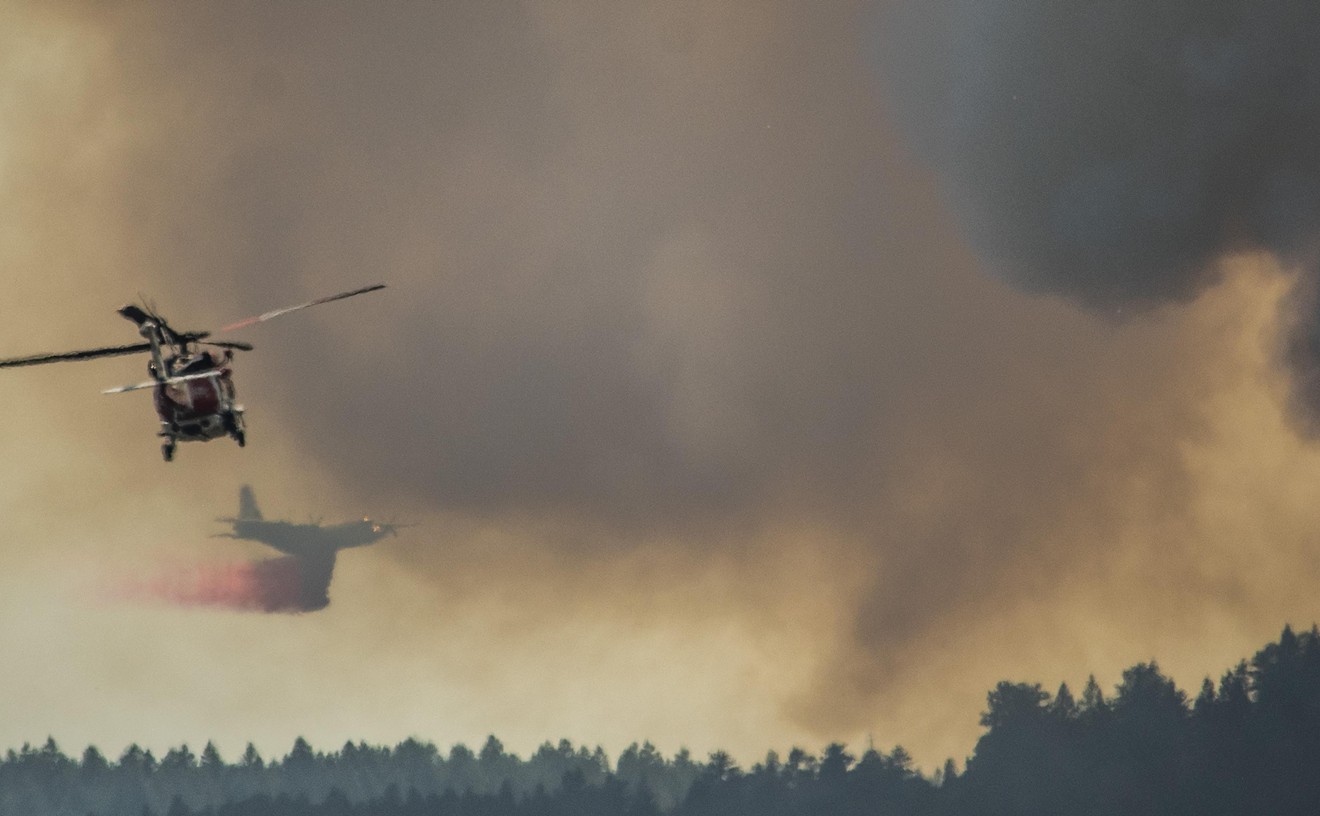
[{"left": 8, "top": 624, "right": 1320, "bottom": 815}]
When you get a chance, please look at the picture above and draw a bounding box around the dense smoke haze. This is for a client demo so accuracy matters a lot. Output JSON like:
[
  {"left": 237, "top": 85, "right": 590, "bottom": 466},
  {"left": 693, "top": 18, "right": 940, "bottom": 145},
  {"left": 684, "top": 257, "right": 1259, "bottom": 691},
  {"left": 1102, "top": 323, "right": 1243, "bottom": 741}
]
[{"left": 3, "top": 1, "right": 1320, "bottom": 768}]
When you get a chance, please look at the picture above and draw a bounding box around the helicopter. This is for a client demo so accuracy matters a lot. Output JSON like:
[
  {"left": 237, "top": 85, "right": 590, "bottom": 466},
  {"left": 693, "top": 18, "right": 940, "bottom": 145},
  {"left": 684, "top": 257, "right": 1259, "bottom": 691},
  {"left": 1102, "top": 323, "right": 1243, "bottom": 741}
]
[{"left": 0, "top": 284, "right": 385, "bottom": 461}]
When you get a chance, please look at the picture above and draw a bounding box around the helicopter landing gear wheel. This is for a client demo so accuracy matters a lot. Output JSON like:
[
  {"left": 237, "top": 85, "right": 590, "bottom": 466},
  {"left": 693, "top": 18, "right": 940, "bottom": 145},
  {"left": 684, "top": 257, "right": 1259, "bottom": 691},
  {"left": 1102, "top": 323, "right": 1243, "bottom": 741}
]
[
  {"left": 161, "top": 441, "right": 176, "bottom": 462},
  {"left": 234, "top": 430, "right": 246, "bottom": 448}
]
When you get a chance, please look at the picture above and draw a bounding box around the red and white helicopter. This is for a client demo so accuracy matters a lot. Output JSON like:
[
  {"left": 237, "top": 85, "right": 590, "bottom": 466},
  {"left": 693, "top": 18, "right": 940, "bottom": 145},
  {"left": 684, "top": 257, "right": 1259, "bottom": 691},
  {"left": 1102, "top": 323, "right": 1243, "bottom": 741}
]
[{"left": 0, "top": 284, "right": 384, "bottom": 461}]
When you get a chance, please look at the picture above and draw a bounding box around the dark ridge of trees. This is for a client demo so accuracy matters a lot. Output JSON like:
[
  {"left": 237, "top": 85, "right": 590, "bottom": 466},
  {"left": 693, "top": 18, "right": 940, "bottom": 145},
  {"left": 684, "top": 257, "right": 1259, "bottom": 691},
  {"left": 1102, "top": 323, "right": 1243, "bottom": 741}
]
[{"left": 8, "top": 625, "right": 1320, "bottom": 815}]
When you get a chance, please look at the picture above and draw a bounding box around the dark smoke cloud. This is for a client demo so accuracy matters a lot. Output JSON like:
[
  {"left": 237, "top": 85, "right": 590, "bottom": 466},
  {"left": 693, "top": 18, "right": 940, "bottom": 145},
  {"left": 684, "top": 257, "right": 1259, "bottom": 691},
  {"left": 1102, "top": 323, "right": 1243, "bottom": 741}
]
[{"left": 878, "top": 0, "right": 1320, "bottom": 420}]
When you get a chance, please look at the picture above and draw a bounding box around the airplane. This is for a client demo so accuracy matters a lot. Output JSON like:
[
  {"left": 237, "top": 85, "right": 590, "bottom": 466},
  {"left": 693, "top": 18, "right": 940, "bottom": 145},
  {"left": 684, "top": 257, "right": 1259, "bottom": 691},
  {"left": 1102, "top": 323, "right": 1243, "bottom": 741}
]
[
  {"left": 214, "top": 485, "right": 403, "bottom": 610},
  {"left": 0, "top": 284, "right": 385, "bottom": 461}
]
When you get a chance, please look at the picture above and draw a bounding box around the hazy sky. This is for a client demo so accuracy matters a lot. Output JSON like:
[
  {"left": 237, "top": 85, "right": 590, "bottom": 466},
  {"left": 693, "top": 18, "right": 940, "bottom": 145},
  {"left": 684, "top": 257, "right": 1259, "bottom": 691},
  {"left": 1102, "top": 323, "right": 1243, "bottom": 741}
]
[{"left": 4, "top": 1, "right": 1320, "bottom": 770}]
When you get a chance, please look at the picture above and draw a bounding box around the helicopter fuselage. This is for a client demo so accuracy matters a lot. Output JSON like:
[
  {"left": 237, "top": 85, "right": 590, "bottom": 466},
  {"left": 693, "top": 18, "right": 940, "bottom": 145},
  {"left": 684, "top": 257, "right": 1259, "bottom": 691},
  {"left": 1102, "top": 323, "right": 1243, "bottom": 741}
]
[{"left": 152, "top": 356, "right": 245, "bottom": 459}]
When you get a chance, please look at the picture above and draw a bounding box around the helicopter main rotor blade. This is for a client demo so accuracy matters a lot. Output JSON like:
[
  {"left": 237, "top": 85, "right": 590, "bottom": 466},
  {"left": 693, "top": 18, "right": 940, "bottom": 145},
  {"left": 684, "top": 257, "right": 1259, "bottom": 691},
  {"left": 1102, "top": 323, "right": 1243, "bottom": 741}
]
[
  {"left": 2, "top": 284, "right": 376, "bottom": 373},
  {"left": 218, "top": 283, "right": 386, "bottom": 333},
  {"left": 102, "top": 369, "right": 226, "bottom": 395},
  {"left": 0, "top": 343, "right": 153, "bottom": 369}
]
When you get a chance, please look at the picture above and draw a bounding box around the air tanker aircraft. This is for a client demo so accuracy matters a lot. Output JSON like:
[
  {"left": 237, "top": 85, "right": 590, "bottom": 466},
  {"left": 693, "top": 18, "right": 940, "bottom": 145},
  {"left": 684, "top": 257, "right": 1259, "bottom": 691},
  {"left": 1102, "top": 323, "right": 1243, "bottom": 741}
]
[{"left": 214, "top": 485, "right": 403, "bottom": 610}]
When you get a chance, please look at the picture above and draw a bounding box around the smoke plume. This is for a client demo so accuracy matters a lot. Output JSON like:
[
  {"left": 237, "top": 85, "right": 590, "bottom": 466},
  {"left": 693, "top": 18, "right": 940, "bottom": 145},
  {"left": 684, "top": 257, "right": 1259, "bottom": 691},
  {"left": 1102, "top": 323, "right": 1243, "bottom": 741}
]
[{"left": 879, "top": 0, "right": 1320, "bottom": 422}]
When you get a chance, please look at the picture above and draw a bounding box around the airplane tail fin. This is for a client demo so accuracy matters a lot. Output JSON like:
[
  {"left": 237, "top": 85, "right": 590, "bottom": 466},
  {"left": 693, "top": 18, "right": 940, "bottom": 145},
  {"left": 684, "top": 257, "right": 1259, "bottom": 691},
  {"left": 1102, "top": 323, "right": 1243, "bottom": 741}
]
[{"left": 238, "top": 485, "right": 263, "bottom": 521}]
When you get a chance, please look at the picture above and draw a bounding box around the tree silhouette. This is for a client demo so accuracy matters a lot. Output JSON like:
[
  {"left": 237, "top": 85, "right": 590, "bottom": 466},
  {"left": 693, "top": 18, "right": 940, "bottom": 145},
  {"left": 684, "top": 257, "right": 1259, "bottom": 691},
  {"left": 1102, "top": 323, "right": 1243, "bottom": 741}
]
[{"left": 5, "top": 625, "right": 1320, "bottom": 815}]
